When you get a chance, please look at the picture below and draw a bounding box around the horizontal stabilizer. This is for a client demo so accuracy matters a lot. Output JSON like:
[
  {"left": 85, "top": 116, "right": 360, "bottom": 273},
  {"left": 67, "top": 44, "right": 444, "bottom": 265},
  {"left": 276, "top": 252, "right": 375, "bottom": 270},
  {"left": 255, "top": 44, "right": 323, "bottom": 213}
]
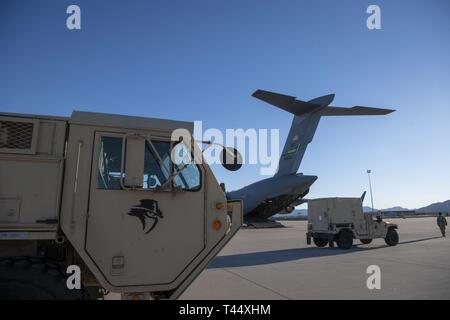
[
  {"left": 323, "top": 106, "right": 395, "bottom": 116},
  {"left": 252, "top": 90, "right": 323, "bottom": 116}
]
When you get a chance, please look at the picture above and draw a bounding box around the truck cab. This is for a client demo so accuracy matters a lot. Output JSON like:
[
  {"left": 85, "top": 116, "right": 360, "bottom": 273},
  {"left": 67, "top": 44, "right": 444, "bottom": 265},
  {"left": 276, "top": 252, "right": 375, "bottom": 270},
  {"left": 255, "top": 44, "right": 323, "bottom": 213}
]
[{"left": 0, "top": 111, "right": 242, "bottom": 299}]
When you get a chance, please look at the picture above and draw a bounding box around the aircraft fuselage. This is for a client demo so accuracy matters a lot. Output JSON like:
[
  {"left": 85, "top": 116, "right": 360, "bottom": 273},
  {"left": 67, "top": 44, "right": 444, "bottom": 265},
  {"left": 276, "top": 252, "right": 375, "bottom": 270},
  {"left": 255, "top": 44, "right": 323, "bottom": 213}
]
[{"left": 227, "top": 174, "right": 317, "bottom": 219}]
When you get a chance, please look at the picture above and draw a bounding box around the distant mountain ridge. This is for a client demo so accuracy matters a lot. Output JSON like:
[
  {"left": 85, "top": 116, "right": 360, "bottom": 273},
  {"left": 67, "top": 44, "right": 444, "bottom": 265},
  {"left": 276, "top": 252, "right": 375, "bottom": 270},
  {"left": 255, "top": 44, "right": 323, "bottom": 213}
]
[
  {"left": 276, "top": 200, "right": 450, "bottom": 218},
  {"left": 416, "top": 200, "right": 450, "bottom": 213},
  {"left": 363, "top": 206, "right": 410, "bottom": 212}
]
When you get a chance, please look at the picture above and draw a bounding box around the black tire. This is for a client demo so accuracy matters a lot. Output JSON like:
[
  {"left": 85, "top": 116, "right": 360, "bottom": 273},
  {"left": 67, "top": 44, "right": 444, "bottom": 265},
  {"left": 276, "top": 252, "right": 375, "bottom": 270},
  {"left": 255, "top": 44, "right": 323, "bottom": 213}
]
[
  {"left": 360, "top": 239, "right": 373, "bottom": 245},
  {"left": 0, "top": 257, "right": 91, "bottom": 300},
  {"left": 384, "top": 228, "right": 399, "bottom": 246},
  {"left": 313, "top": 238, "right": 328, "bottom": 247},
  {"left": 336, "top": 230, "right": 354, "bottom": 249}
]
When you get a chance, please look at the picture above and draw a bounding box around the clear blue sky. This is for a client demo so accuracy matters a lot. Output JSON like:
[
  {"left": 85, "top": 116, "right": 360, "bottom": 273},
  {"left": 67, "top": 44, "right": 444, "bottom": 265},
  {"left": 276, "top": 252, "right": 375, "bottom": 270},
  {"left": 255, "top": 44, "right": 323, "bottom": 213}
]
[{"left": 1, "top": 0, "right": 449, "bottom": 209}]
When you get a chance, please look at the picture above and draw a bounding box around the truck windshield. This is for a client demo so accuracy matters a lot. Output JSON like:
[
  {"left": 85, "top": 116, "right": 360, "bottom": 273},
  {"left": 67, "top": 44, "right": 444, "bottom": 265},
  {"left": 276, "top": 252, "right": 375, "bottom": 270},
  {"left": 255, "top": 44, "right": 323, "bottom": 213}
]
[{"left": 97, "top": 136, "right": 200, "bottom": 191}]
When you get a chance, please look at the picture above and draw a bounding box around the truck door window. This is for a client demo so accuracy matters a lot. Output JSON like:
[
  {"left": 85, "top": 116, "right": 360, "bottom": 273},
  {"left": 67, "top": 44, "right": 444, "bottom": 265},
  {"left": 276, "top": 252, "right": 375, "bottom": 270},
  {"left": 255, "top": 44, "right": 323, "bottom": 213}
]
[
  {"left": 172, "top": 142, "right": 201, "bottom": 191},
  {"left": 143, "top": 141, "right": 170, "bottom": 189},
  {"left": 96, "top": 136, "right": 201, "bottom": 191},
  {"left": 97, "top": 137, "right": 123, "bottom": 190}
]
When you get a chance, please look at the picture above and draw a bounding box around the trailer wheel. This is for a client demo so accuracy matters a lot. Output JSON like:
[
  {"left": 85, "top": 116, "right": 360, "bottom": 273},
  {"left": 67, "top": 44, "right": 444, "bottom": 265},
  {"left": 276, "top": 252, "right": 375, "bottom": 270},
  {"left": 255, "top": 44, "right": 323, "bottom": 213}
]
[
  {"left": 336, "top": 230, "right": 353, "bottom": 249},
  {"left": 0, "top": 257, "right": 90, "bottom": 300},
  {"left": 313, "top": 238, "right": 328, "bottom": 247},
  {"left": 360, "top": 239, "right": 373, "bottom": 245},
  {"left": 384, "top": 228, "right": 399, "bottom": 246}
]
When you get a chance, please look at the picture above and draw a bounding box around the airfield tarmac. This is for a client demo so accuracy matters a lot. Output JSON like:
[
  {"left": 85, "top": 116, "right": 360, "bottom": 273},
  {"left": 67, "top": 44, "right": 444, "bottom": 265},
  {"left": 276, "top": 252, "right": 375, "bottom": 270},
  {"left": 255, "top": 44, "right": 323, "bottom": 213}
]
[{"left": 180, "top": 217, "right": 450, "bottom": 300}]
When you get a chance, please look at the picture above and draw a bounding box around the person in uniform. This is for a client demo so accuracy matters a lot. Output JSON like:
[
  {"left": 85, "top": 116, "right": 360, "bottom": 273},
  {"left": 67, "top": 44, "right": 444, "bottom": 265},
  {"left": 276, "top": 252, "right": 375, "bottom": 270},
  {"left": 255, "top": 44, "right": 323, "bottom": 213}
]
[{"left": 437, "top": 212, "right": 447, "bottom": 237}]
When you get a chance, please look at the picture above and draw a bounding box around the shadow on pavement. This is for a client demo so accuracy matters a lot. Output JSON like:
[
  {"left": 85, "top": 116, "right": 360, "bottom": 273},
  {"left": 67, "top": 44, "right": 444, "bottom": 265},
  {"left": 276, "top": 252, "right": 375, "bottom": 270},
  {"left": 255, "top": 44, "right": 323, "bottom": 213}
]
[
  {"left": 398, "top": 236, "right": 442, "bottom": 244},
  {"left": 208, "top": 236, "right": 443, "bottom": 269}
]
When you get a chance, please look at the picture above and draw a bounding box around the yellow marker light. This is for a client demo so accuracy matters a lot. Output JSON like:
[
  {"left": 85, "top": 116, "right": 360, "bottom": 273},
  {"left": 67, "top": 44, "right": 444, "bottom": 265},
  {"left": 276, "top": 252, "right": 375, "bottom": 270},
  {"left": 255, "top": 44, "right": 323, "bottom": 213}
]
[{"left": 212, "top": 219, "right": 222, "bottom": 230}]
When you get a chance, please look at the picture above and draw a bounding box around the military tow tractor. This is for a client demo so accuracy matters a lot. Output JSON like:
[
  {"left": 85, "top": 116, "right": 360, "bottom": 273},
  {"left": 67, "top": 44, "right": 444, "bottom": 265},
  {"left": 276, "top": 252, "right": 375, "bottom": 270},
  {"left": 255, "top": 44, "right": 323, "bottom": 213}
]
[
  {"left": 0, "top": 111, "right": 243, "bottom": 299},
  {"left": 306, "top": 194, "right": 399, "bottom": 249}
]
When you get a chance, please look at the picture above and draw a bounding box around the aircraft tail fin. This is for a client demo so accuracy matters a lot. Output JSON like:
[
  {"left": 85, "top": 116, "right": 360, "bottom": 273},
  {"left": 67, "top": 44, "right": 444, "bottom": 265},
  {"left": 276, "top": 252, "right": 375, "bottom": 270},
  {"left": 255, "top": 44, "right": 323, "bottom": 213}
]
[
  {"left": 252, "top": 89, "right": 395, "bottom": 177},
  {"left": 361, "top": 191, "right": 367, "bottom": 202},
  {"left": 275, "top": 110, "right": 322, "bottom": 176}
]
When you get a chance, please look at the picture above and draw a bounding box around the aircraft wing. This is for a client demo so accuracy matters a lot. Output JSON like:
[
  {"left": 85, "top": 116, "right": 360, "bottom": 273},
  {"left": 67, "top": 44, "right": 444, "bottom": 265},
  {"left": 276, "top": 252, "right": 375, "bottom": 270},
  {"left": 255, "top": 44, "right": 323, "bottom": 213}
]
[{"left": 323, "top": 106, "right": 395, "bottom": 116}]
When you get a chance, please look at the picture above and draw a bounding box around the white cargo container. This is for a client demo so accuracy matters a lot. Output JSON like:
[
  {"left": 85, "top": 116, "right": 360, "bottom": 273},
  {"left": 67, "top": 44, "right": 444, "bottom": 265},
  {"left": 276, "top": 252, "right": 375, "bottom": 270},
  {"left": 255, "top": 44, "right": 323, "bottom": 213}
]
[{"left": 306, "top": 196, "right": 399, "bottom": 249}]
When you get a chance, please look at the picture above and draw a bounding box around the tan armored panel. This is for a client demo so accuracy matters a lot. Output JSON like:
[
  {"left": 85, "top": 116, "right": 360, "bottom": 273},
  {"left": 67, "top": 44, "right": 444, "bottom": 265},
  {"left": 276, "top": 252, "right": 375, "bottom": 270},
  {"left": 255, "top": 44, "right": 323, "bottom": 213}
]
[{"left": 0, "top": 113, "right": 66, "bottom": 233}]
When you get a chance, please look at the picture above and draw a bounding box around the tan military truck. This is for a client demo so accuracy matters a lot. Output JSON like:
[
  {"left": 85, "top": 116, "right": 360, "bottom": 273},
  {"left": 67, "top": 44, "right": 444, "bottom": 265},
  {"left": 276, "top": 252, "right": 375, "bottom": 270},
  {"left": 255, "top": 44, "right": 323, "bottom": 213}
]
[
  {"left": 0, "top": 111, "right": 242, "bottom": 299},
  {"left": 306, "top": 195, "right": 399, "bottom": 249}
]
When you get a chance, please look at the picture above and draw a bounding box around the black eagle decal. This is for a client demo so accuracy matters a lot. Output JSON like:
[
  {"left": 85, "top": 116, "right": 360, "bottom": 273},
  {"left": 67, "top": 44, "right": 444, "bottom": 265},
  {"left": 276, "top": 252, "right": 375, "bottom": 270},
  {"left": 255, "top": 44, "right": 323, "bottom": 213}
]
[{"left": 128, "top": 199, "right": 163, "bottom": 234}]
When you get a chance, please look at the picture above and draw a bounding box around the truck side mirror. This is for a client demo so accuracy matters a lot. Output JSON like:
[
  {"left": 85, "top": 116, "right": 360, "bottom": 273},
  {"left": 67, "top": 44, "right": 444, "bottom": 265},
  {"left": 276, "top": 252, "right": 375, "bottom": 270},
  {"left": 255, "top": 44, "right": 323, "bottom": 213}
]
[
  {"left": 220, "top": 147, "right": 242, "bottom": 171},
  {"left": 123, "top": 135, "right": 145, "bottom": 188}
]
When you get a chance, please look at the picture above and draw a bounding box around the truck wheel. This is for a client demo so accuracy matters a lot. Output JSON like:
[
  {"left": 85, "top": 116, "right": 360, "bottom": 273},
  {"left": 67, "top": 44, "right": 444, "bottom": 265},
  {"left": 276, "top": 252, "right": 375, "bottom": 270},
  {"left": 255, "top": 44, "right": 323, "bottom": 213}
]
[
  {"left": 313, "top": 238, "right": 328, "bottom": 247},
  {"left": 0, "top": 257, "right": 90, "bottom": 300},
  {"left": 360, "top": 239, "right": 373, "bottom": 245},
  {"left": 384, "top": 228, "right": 399, "bottom": 246},
  {"left": 336, "top": 230, "right": 353, "bottom": 249}
]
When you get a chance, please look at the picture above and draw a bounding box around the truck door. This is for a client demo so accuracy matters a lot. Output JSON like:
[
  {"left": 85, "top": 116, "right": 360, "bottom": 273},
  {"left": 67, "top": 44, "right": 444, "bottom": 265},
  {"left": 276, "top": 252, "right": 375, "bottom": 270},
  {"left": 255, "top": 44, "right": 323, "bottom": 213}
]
[
  {"left": 354, "top": 207, "right": 368, "bottom": 237},
  {"left": 364, "top": 213, "right": 373, "bottom": 237},
  {"left": 85, "top": 132, "right": 205, "bottom": 287}
]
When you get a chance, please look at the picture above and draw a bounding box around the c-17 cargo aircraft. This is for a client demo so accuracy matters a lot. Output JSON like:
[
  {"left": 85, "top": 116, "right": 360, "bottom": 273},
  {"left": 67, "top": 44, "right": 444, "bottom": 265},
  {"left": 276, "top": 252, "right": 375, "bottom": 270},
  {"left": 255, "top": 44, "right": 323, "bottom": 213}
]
[{"left": 226, "top": 89, "right": 395, "bottom": 224}]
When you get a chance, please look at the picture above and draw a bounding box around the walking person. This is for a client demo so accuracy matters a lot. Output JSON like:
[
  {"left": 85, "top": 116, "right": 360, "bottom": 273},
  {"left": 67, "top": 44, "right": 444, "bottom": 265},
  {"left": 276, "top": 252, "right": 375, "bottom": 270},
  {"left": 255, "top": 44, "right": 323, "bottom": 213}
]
[{"left": 437, "top": 212, "right": 447, "bottom": 237}]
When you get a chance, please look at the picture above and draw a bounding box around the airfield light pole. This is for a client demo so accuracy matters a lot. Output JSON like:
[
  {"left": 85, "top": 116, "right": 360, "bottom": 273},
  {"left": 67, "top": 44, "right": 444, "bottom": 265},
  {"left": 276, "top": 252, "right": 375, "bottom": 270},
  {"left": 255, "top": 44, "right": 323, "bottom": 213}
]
[{"left": 367, "top": 169, "right": 374, "bottom": 212}]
